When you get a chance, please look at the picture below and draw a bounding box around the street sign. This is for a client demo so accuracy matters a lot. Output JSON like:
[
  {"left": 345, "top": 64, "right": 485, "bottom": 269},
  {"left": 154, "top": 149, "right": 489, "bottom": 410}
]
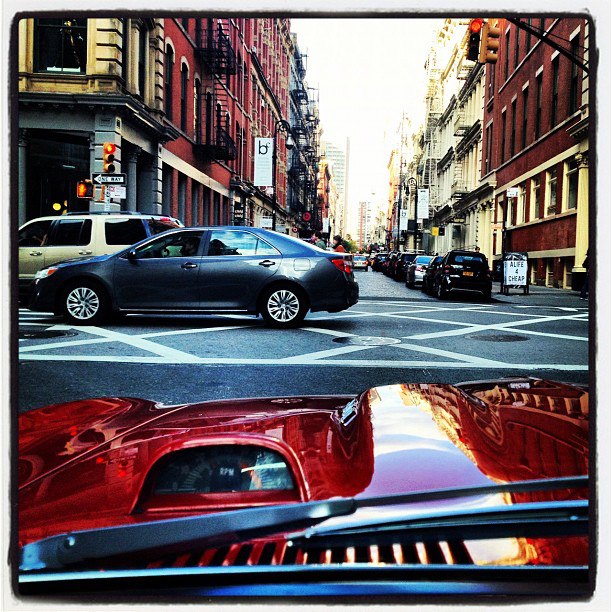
[
  {"left": 506, "top": 187, "right": 519, "bottom": 198},
  {"left": 92, "top": 173, "right": 127, "bottom": 185},
  {"left": 302, "top": 211, "right": 312, "bottom": 222},
  {"left": 260, "top": 217, "right": 273, "bottom": 229},
  {"left": 292, "top": 226, "right": 298, "bottom": 233},
  {"left": 502, "top": 252, "right": 529, "bottom": 296},
  {"left": 254, "top": 138, "right": 274, "bottom": 187},
  {"left": 106, "top": 185, "right": 126, "bottom": 199}
]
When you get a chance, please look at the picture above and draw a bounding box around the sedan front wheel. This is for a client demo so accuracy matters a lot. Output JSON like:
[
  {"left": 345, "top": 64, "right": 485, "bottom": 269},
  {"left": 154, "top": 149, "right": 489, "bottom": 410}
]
[
  {"left": 261, "top": 286, "right": 307, "bottom": 327},
  {"left": 62, "top": 281, "right": 109, "bottom": 325}
]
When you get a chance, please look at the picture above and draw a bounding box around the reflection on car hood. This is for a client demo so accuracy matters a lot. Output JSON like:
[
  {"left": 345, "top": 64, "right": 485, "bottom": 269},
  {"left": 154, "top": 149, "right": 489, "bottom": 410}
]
[
  {"left": 50, "top": 253, "right": 114, "bottom": 268},
  {"left": 19, "top": 378, "right": 588, "bottom": 558}
]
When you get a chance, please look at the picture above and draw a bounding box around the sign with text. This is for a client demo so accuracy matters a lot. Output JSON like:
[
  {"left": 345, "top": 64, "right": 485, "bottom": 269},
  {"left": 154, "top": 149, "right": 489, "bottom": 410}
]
[
  {"left": 399, "top": 209, "right": 409, "bottom": 231},
  {"left": 254, "top": 138, "right": 274, "bottom": 186},
  {"left": 233, "top": 201, "right": 245, "bottom": 225},
  {"left": 92, "top": 173, "right": 126, "bottom": 185},
  {"left": 260, "top": 217, "right": 273, "bottom": 229},
  {"left": 506, "top": 187, "right": 519, "bottom": 198},
  {"left": 503, "top": 252, "right": 528, "bottom": 286},
  {"left": 106, "top": 185, "right": 126, "bottom": 199},
  {"left": 417, "top": 189, "right": 430, "bottom": 220}
]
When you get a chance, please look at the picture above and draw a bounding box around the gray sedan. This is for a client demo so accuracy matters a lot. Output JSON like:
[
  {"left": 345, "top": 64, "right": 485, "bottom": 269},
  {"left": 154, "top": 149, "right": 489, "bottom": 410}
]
[
  {"left": 406, "top": 255, "right": 434, "bottom": 287},
  {"left": 28, "top": 227, "right": 359, "bottom": 328}
]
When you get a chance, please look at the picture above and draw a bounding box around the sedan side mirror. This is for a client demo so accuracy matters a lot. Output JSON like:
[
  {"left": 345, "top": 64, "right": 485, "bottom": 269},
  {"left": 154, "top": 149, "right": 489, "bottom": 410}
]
[{"left": 127, "top": 249, "right": 137, "bottom": 260}]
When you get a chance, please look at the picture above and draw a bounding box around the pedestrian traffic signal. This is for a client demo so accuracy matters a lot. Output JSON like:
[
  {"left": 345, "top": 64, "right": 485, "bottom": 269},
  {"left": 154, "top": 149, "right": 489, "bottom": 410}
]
[
  {"left": 479, "top": 21, "right": 501, "bottom": 64},
  {"left": 103, "top": 142, "right": 117, "bottom": 173},
  {"left": 76, "top": 180, "right": 93, "bottom": 198},
  {"left": 467, "top": 19, "right": 483, "bottom": 62}
]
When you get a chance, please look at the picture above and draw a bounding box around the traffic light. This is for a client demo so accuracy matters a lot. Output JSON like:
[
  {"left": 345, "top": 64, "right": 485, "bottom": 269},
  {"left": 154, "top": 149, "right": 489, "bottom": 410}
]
[
  {"left": 76, "top": 180, "right": 93, "bottom": 198},
  {"left": 467, "top": 18, "right": 483, "bottom": 62},
  {"left": 479, "top": 21, "right": 501, "bottom": 64},
  {"left": 102, "top": 142, "right": 117, "bottom": 173}
]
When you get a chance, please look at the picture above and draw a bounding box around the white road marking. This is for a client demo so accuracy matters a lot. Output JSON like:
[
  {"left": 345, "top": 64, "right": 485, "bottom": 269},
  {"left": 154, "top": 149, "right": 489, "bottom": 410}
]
[
  {"left": 17, "top": 353, "right": 588, "bottom": 370},
  {"left": 393, "top": 342, "right": 509, "bottom": 367}
]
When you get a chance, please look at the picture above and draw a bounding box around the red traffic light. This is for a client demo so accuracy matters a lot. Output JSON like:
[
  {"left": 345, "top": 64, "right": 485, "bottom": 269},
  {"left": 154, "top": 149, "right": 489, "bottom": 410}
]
[
  {"left": 103, "top": 142, "right": 117, "bottom": 173},
  {"left": 469, "top": 18, "right": 483, "bottom": 33}
]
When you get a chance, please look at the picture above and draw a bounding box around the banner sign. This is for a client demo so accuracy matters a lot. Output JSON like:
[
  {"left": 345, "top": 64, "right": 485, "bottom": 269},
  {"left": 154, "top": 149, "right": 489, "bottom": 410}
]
[
  {"left": 322, "top": 217, "right": 330, "bottom": 233},
  {"left": 254, "top": 138, "right": 274, "bottom": 187},
  {"left": 503, "top": 252, "right": 528, "bottom": 286},
  {"left": 417, "top": 189, "right": 429, "bottom": 220},
  {"left": 260, "top": 217, "right": 273, "bottom": 229},
  {"left": 399, "top": 209, "right": 409, "bottom": 231},
  {"left": 233, "top": 201, "right": 245, "bottom": 226}
]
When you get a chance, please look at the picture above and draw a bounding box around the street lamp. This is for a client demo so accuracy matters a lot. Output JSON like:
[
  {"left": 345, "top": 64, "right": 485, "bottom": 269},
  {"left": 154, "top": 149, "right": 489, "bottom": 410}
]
[{"left": 271, "top": 119, "right": 295, "bottom": 231}]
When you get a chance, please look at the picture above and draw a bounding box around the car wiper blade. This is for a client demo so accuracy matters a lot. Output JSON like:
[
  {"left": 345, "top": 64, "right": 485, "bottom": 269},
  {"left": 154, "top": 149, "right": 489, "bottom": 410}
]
[
  {"left": 20, "top": 475, "right": 587, "bottom": 571},
  {"left": 287, "top": 499, "right": 588, "bottom": 550}
]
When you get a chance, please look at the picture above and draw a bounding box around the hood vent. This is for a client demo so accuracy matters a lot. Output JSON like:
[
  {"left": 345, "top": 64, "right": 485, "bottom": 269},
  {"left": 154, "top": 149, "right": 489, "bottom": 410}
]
[{"left": 143, "top": 538, "right": 474, "bottom": 569}]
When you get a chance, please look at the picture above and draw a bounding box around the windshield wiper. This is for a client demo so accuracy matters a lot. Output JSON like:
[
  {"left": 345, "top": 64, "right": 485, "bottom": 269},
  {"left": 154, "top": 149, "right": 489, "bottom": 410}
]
[{"left": 20, "top": 475, "right": 587, "bottom": 571}]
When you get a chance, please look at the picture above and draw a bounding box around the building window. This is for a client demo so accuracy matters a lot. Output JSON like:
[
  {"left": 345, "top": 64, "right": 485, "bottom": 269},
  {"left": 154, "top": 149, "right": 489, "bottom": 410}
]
[
  {"left": 485, "top": 124, "right": 493, "bottom": 174},
  {"left": 521, "top": 88, "right": 529, "bottom": 149},
  {"left": 181, "top": 18, "right": 189, "bottom": 31},
  {"left": 526, "top": 18, "right": 531, "bottom": 50},
  {"left": 180, "top": 63, "right": 189, "bottom": 132},
  {"left": 518, "top": 183, "right": 526, "bottom": 224},
  {"left": 569, "top": 36, "right": 580, "bottom": 114},
  {"left": 194, "top": 79, "right": 202, "bottom": 142},
  {"left": 138, "top": 26, "right": 147, "bottom": 99},
  {"left": 535, "top": 73, "right": 542, "bottom": 139},
  {"left": 510, "top": 100, "right": 516, "bottom": 157},
  {"left": 165, "top": 45, "right": 174, "bottom": 121},
  {"left": 546, "top": 168, "right": 557, "bottom": 215},
  {"left": 564, "top": 158, "right": 579, "bottom": 211},
  {"left": 500, "top": 110, "right": 507, "bottom": 163},
  {"left": 551, "top": 56, "right": 559, "bottom": 128},
  {"left": 504, "top": 30, "right": 511, "bottom": 80},
  {"left": 530, "top": 176, "right": 541, "bottom": 221},
  {"left": 514, "top": 27, "right": 520, "bottom": 69},
  {"left": 34, "top": 18, "right": 87, "bottom": 73}
]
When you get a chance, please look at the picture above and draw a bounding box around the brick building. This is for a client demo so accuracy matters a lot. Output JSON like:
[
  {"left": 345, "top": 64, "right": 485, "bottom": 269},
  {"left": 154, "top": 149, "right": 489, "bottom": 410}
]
[
  {"left": 482, "top": 17, "right": 590, "bottom": 289},
  {"left": 17, "top": 16, "right": 320, "bottom": 233}
]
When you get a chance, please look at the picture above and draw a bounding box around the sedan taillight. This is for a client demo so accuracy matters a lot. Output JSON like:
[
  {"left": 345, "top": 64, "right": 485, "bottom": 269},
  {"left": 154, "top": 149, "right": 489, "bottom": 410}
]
[{"left": 331, "top": 257, "right": 352, "bottom": 274}]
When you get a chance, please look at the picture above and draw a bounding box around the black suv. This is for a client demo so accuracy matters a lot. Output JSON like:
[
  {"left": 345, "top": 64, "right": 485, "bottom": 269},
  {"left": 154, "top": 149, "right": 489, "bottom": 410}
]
[{"left": 432, "top": 250, "right": 492, "bottom": 300}]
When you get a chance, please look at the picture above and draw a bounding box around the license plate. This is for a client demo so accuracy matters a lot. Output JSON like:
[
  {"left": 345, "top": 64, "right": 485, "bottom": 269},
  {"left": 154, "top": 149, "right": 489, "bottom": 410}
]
[{"left": 463, "top": 271, "right": 474, "bottom": 276}]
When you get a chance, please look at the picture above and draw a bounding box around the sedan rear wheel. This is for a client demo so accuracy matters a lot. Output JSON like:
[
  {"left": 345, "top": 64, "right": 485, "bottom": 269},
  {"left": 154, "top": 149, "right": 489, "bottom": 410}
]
[
  {"left": 261, "top": 286, "right": 307, "bottom": 327},
  {"left": 63, "top": 282, "right": 109, "bottom": 325},
  {"left": 436, "top": 281, "right": 447, "bottom": 300}
]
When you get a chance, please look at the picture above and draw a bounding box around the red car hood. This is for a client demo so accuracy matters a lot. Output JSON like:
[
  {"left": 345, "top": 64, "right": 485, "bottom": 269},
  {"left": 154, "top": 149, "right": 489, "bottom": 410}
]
[{"left": 19, "top": 379, "right": 589, "bottom": 566}]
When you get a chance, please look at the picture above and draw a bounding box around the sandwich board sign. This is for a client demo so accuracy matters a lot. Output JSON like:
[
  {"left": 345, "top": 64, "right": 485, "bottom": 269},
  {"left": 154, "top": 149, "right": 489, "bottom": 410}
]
[{"left": 502, "top": 252, "right": 529, "bottom": 295}]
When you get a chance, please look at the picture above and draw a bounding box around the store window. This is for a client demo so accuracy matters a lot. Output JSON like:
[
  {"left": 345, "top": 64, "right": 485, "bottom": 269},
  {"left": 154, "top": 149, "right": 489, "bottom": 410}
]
[
  {"left": 564, "top": 158, "right": 579, "bottom": 211},
  {"left": 34, "top": 18, "right": 87, "bottom": 73}
]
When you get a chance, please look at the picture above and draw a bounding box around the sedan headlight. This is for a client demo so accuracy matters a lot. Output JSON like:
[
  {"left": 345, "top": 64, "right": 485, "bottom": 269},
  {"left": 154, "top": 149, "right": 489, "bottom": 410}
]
[{"left": 34, "top": 267, "right": 58, "bottom": 281}]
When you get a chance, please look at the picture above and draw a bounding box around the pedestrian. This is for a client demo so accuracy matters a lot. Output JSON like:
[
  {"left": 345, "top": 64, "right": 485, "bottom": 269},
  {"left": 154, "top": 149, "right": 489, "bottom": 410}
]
[
  {"left": 579, "top": 250, "right": 589, "bottom": 300},
  {"left": 474, "top": 246, "right": 480, "bottom": 252},
  {"left": 332, "top": 234, "right": 346, "bottom": 252},
  {"left": 313, "top": 231, "right": 327, "bottom": 250}
]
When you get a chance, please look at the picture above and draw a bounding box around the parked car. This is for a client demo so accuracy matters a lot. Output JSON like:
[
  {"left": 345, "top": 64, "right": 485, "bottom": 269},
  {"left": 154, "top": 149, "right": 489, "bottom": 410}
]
[
  {"left": 353, "top": 254, "right": 369, "bottom": 270},
  {"left": 431, "top": 250, "right": 493, "bottom": 300},
  {"left": 371, "top": 252, "right": 388, "bottom": 272},
  {"left": 393, "top": 252, "right": 422, "bottom": 281},
  {"left": 406, "top": 255, "right": 434, "bottom": 287},
  {"left": 18, "top": 212, "right": 183, "bottom": 303},
  {"left": 18, "top": 377, "right": 589, "bottom": 597},
  {"left": 421, "top": 255, "right": 444, "bottom": 294},
  {"left": 382, "top": 252, "right": 399, "bottom": 276},
  {"left": 27, "top": 227, "right": 359, "bottom": 327}
]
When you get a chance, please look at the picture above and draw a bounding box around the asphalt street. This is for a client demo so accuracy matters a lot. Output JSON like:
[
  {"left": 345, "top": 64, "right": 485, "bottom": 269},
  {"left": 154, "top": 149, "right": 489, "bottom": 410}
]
[{"left": 17, "top": 270, "right": 591, "bottom": 412}]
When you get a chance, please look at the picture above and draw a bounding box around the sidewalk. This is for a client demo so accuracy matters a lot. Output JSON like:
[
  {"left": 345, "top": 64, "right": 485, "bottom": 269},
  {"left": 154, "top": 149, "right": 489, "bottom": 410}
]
[{"left": 492, "top": 282, "right": 588, "bottom": 308}]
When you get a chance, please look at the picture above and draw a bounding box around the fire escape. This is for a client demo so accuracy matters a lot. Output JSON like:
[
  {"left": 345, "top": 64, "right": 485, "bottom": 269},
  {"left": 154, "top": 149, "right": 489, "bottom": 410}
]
[
  {"left": 195, "top": 19, "right": 237, "bottom": 161},
  {"left": 419, "top": 61, "right": 442, "bottom": 216}
]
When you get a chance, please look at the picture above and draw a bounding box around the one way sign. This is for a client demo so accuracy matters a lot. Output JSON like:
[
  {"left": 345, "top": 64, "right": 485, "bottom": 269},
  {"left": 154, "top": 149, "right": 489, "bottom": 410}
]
[{"left": 92, "top": 173, "right": 127, "bottom": 185}]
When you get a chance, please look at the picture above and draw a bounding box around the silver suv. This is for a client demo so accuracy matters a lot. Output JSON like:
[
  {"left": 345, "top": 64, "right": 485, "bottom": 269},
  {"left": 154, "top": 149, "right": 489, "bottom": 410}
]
[{"left": 19, "top": 212, "right": 182, "bottom": 302}]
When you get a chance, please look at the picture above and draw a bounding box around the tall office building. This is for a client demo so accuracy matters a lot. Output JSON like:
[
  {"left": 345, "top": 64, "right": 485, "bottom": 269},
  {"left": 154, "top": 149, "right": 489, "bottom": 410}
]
[{"left": 321, "top": 138, "right": 350, "bottom": 235}]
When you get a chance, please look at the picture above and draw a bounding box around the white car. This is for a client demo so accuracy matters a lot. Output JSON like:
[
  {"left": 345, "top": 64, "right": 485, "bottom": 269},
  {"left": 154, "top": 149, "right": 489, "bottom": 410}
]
[{"left": 353, "top": 255, "right": 369, "bottom": 270}]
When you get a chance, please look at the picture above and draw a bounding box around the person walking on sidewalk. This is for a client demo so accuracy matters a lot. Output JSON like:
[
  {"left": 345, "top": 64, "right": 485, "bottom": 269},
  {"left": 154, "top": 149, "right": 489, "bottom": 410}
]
[
  {"left": 332, "top": 235, "right": 346, "bottom": 252},
  {"left": 580, "top": 250, "right": 589, "bottom": 300}
]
